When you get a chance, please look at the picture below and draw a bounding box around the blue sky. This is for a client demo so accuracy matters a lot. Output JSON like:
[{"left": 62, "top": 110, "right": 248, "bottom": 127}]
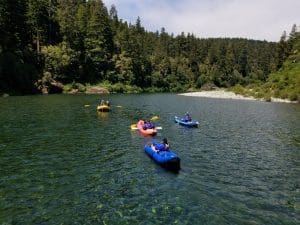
[{"left": 102, "top": 0, "right": 300, "bottom": 42}]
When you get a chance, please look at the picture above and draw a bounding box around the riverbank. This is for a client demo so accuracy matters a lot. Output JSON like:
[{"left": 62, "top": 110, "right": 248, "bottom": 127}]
[{"left": 179, "top": 90, "right": 298, "bottom": 103}]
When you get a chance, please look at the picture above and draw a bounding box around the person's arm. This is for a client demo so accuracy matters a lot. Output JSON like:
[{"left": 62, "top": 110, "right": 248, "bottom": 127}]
[{"left": 151, "top": 144, "right": 159, "bottom": 153}]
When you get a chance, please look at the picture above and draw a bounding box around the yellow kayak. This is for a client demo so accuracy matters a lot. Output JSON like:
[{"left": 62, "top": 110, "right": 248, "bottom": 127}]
[{"left": 97, "top": 105, "right": 110, "bottom": 112}]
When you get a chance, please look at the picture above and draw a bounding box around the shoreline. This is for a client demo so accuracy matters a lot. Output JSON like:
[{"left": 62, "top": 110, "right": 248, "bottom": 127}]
[{"left": 178, "top": 90, "right": 297, "bottom": 103}]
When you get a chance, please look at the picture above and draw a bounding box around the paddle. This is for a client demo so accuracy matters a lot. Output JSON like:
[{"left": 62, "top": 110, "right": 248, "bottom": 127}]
[
  {"left": 130, "top": 126, "right": 162, "bottom": 130},
  {"left": 131, "top": 124, "right": 137, "bottom": 129},
  {"left": 130, "top": 124, "right": 162, "bottom": 130},
  {"left": 151, "top": 116, "right": 159, "bottom": 121}
]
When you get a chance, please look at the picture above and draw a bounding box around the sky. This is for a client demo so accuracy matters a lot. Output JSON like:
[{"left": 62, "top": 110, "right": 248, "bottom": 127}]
[{"left": 102, "top": 0, "right": 300, "bottom": 42}]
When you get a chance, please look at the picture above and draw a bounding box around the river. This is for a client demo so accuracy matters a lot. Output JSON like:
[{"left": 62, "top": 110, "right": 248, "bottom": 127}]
[{"left": 0, "top": 94, "right": 299, "bottom": 224}]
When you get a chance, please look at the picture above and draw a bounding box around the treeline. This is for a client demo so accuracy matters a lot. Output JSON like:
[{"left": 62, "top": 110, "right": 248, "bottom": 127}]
[
  {"left": 0, "top": 0, "right": 295, "bottom": 94},
  {"left": 231, "top": 24, "right": 300, "bottom": 101}
]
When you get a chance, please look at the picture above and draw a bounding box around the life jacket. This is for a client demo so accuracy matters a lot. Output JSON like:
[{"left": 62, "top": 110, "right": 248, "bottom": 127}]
[
  {"left": 143, "top": 122, "right": 154, "bottom": 129},
  {"left": 182, "top": 116, "right": 192, "bottom": 122},
  {"left": 154, "top": 143, "right": 167, "bottom": 151},
  {"left": 149, "top": 122, "right": 155, "bottom": 128}
]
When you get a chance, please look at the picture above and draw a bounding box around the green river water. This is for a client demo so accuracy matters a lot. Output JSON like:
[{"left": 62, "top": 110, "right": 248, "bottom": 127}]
[{"left": 0, "top": 94, "right": 299, "bottom": 224}]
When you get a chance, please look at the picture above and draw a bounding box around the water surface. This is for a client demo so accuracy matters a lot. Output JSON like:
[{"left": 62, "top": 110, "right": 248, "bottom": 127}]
[{"left": 0, "top": 94, "right": 299, "bottom": 224}]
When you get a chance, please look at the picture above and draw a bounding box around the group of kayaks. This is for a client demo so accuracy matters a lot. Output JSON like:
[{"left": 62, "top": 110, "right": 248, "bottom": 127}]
[
  {"left": 131, "top": 114, "right": 199, "bottom": 172},
  {"left": 96, "top": 100, "right": 199, "bottom": 172}
]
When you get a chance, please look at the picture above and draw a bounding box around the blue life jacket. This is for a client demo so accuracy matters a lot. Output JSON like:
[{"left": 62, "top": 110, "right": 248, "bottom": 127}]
[
  {"left": 154, "top": 143, "right": 166, "bottom": 151},
  {"left": 143, "top": 122, "right": 155, "bottom": 129},
  {"left": 181, "top": 116, "right": 192, "bottom": 122},
  {"left": 149, "top": 122, "right": 155, "bottom": 128}
]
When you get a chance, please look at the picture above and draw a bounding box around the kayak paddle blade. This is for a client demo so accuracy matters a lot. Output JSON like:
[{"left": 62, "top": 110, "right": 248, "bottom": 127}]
[
  {"left": 131, "top": 124, "right": 137, "bottom": 129},
  {"left": 151, "top": 116, "right": 159, "bottom": 121}
]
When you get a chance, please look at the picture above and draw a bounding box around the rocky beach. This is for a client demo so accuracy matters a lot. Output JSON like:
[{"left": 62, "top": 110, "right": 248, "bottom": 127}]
[{"left": 179, "top": 90, "right": 297, "bottom": 103}]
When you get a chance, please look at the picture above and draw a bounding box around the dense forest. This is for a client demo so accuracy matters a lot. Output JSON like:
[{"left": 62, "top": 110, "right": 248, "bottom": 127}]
[
  {"left": 0, "top": 0, "right": 299, "bottom": 99},
  {"left": 231, "top": 27, "right": 300, "bottom": 102}
]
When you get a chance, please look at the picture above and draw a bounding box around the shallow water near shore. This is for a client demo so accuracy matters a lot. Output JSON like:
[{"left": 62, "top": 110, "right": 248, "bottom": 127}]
[{"left": 0, "top": 94, "right": 299, "bottom": 224}]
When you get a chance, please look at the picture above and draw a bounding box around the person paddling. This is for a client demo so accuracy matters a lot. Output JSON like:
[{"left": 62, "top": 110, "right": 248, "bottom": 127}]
[
  {"left": 151, "top": 138, "right": 169, "bottom": 153},
  {"left": 143, "top": 120, "right": 155, "bottom": 130},
  {"left": 182, "top": 112, "right": 192, "bottom": 122}
]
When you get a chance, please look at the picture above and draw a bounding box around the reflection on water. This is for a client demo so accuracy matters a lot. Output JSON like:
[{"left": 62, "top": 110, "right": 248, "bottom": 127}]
[
  {"left": 0, "top": 94, "right": 299, "bottom": 224},
  {"left": 97, "top": 111, "right": 110, "bottom": 119}
]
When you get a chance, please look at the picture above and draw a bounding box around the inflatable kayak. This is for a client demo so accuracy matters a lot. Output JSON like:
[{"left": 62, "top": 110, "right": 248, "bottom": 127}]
[
  {"left": 174, "top": 116, "right": 199, "bottom": 127},
  {"left": 97, "top": 105, "right": 110, "bottom": 112},
  {"left": 137, "top": 120, "right": 157, "bottom": 136},
  {"left": 144, "top": 140, "right": 180, "bottom": 171}
]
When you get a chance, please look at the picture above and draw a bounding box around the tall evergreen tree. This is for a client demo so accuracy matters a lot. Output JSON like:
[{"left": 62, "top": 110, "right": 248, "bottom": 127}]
[
  {"left": 276, "top": 31, "right": 288, "bottom": 69},
  {"left": 27, "top": 0, "right": 56, "bottom": 53},
  {"left": 57, "top": 0, "right": 85, "bottom": 45},
  {"left": 0, "top": 0, "right": 29, "bottom": 50},
  {"left": 84, "top": 0, "right": 114, "bottom": 81},
  {"left": 0, "top": 0, "right": 39, "bottom": 94}
]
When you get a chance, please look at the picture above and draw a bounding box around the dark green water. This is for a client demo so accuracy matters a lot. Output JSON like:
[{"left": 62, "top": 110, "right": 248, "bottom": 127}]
[{"left": 0, "top": 94, "right": 299, "bottom": 225}]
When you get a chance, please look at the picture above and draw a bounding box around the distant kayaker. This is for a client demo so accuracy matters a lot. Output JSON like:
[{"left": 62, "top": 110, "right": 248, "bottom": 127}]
[
  {"left": 106, "top": 100, "right": 110, "bottom": 106},
  {"left": 182, "top": 112, "right": 192, "bottom": 122},
  {"left": 100, "top": 99, "right": 105, "bottom": 105}
]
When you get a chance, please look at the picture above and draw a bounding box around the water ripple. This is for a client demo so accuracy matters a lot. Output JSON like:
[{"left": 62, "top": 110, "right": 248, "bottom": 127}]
[{"left": 0, "top": 94, "right": 299, "bottom": 224}]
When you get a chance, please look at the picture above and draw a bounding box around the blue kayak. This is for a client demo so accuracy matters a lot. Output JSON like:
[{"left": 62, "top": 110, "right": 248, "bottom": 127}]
[
  {"left": 174, "top": 116, "right": 199, "bottom": 127},
  {"left": 144, "top": 141, "right": 180, "bottom": 171}
]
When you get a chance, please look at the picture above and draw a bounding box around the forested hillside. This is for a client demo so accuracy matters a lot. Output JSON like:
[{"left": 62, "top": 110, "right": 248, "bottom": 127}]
[
  {"left": 231, "top": 25, "right": 300, "bottom": 102},
  {"left": 0, "top": 0, "right": 296, "bottom": 96}
]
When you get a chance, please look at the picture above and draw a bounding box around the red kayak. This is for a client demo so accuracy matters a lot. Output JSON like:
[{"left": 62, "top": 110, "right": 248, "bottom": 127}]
[{"left": 137, "top": 120, "right": 158, "bottom": 136}]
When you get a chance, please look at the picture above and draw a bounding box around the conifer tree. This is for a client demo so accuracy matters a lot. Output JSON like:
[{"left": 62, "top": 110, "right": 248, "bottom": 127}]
[{"left": 85, "top": 0, "right": 114, "bottom": 81}]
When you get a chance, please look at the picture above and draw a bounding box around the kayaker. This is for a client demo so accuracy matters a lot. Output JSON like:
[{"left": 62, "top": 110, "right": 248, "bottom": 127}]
[
  {"left": 149, "top": 120, "right": 155, "bottom": 129},
  {"left": 106, "top": 100, "right": 110, "bottom": 106},
  {"left": 182, "top": 113, "right": 192, "bottom": 122},
  {"left": 151, "top": 144, "right": 159, "bottom": 153},
  {"left": 162, "top": 138, "right": 169, "bottom": 150},
  {"left": 100, "top": 99, "right": 105, "bottom": 105},
  {"left": 151, "top": 138, "right": 169, "bottom": 153},
  {"left": 142, "top": 120, "right": 149, "bottom": 130},
  {"left": 143, "top": 120, "right": 155, "bottom": 130}
]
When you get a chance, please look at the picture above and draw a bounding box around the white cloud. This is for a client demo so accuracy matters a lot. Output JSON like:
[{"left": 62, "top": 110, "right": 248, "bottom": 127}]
[{"left": 103, "top": 0, "right": 300, "bottom": 41}]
